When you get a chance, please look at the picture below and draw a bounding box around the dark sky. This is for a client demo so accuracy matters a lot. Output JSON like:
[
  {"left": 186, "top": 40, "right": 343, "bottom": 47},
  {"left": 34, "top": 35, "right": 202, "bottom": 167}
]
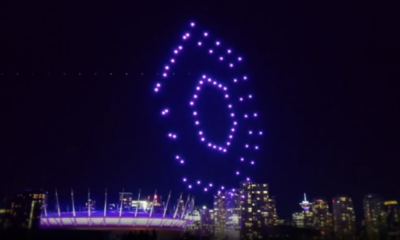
[{"left": 0, "top": 1, "right": 399, "bottom": 219}]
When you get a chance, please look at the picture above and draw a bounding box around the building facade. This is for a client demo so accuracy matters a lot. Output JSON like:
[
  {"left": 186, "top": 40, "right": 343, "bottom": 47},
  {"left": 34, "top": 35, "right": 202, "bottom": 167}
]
[
  {"left": 332, "top": 196, "right": 356, "bottom": 239},
  {"left": 363, "top": 194, "right": 385, "bottom": 240},
  {"left": 240, "top": 182, "right": 277, "bottom": 240},
  {"left": 312, "top": 199, "right": 333, "bottom": 236},
  {"left": 383, "top": 200, "right": 400, "bottom": 239},
  {"left": 214, "top": 189, "right": 241, "bottom": 240}
]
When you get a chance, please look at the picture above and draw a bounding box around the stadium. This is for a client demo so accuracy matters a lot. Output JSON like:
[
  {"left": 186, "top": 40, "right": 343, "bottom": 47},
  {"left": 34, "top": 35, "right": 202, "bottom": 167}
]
[{"left": 39, "top": 189, "right": 196, "bottom": 234}]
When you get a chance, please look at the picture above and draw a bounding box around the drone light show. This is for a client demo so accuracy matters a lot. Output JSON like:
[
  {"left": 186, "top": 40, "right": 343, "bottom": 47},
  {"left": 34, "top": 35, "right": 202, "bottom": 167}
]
[{"left": 154, "top": 21, "right": 262, "bottom": 193}]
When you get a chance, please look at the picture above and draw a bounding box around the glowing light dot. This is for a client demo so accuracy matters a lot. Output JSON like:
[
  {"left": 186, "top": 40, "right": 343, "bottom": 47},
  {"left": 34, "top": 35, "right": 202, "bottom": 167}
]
[
  {"left": 231, "top": 128, "right": 235, "bottom": 132},
  {"left": 223, "top": 149, "right": 227, "bottom": 152},
  {"left": 199, "top": 131, "right": 203, "bottom": 135},
  {"left": 249, "top": 131, "right": 253, "bottom": 134},
  {"left": 234, "top": 122, "right": 237, "bottom": 125},
  {"left": 213, "top": 81, "right": 217, "bottom": 85},
  {"left": 188, "top": 185, "right": 192, "bottom": 189},
  {"left": 154, "top": 88, "right": 159, "bottom": 92},
  {"left": 245, "top": 144, "right": 249, "bottom": 148},
  {"left": 199, "top": 81, "right": 203, "bottom": 85},
  {"left": 228, "top": 105, "right": 232, "bottom": 108},
  {"left": 172, "top": 135, "right": 177, "bottom": 139},
  {"left": 233, "top": 79, "right": 238, "bottom": 83},
  {"left": 204, "top": 32, "right": 208, "bottom": 37},
  {"left": 165, "top": 66, "right": 169, "bottom": 70},
  {"left": 251, "top": 161, "right": 255, "bottom": 165},
  {"left": 178, "top": 46, "right": 182, "bottom": 50},
  {"left": 244, "top": 114, "right": 248, "bottom": 118},
  {"left": 201, "top": 138, "right": 205, "bottom": 141},
  {"left": 176, "top": 155, "right": 180, "bottom": 159},
  {"left": 259, "top": 131, "right": 263, "bottom": 135},
  {"left": 196, "top": 87, "right": 200, "bottom": 90},
  {"left": 229, "top": 135, "right": 233, "bottom": 139},
  {"left": 209, "top": 183, "right": 213, "bottom": 187},
  {"left": 209, "top": 49, "right": 213, "bottom": 54},
  {"left": 219, "top": 57, "right": 224, "bottom": 61},
  {"left": 247, "top": 177, "right": 250, "bottom": 181},
  {"left": 156, "top": 83, "right": 161, "bottom": 87},
  {"left": 236, "top": 171, "right": 240, "bottom": 175},
  {"left": 213, "top": 145, "right": 217, "bottom": 149},
  {"left": 180, "top": 160, "right": 184, "bottom": 164},
  {"left": 183, "top": 178, "right": 187, "bottom": 182},
  {"left": 221, "top": 186, "right": 225, "bottom": 190},
  {"left": 193, "top": 95, "right": 198, "bottom": 98},
  {"left": 171, "top": 59, "right": 175, "bottom": 63},
  {"left": 238, "top": 57, "right": 242, "bottom": 61},
  {"left": 190, "top": 101, "right": 194, "bottom": 106},
  {"left": 225, "top": 94, "right": 229, "bottom": 98},
  {"left": 229, "top": 63, "right": 234, "bottom": 67},
  {"left": 218, "top": 84, "right": 222, "bottom": 88},
  {"left": 227, "top": 142, "right": 230, "bottom": 146},
  {"left": 208, "top": 78, "right": 212, "bottom": 82},
  {"left": 193, "top": 111, "right": 197, "bottom": 116},
  {"left": 240, "top": 158, "right": 244, "bottom": 161},
  {"left": 186, "top": 33, "right": 190, "bottom": 37},
  {"left": 208, "top": 143, "right": 212, "bottom": 147},
  {"left": 183, "top": 36, "right": 187, "bottom": 40},
  {"left": 243, "top": 76, "right": 247, "bottom": 80},
  {"left": 191, "top": 22, "right": 195, "bottom": 27},
  {"left": 223, "top": 87, "right": 227, "bottom": 91},
  {"left": 254, "top": 113, "right": 258, "bottom": 117},
  {"left": 255, "top": 146, "right": 259, "bottom": 150},
  {"left": 198, "top": 42, "right": 202, "bottom": 46},
  {"left": 197, "top": 181, "right": 201, "bottom": 185},
  {"left": 202, "top": 75, "right": 206, "bottom": 79},
  {"left": 204, "top": 188, "right": 208, "bottom": 192},
  {"left": 249, "top": 95, "right": 252, "bottom": 98},
  {"left": 216, "top": 41, "right": 220, "bottom": 45},
  {"left": 218, "top": 147, "right": 222, "bottom": 150},
  {"left": 240, "top": 98, "right": 243, "bottom": 101},
  {"left": 168, "top": 133, "right": 172, "bottom": 137},
  {"left": 174, "top": 50, "right": 178, "bottom": 54},
  {"left": 163, "top": 73, "right": 167, "bottom": 77},
  {"left": 195, "top": 121, "right": 199, "bottom": 125},
  {"left": 227, "top": 49, "right": 231, "bottom": 53}
]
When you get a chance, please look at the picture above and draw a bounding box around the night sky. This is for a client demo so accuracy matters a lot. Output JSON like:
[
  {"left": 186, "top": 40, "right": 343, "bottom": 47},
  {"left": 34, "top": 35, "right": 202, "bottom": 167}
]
[{"left": 0, "top": 1, "right": 399, "bottom": 219}]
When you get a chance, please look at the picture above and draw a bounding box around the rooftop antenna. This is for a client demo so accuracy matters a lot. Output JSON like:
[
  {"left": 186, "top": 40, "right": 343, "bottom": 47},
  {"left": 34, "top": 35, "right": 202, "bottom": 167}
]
[
  {"left": 149, "top": 189, "right": 157, "bottom": 218},
  {"left": 163, "top": 191, "right": 172, "bottom": 218},
  {"left": 119, "top": 188, "right": 124, "bottom": 217},
  {"left": 55, "top": 189, "right": 61, "bottom": 218},
  {"left": 181, "top": 194, "right": 190, "bottom": 219},
  {"left": 135, "top": 189, "right": 141, "bottom": 217},
  {"left": 104, "top": 188, "right": 107, "bottom": 218},
  {"left": 173, "top": 192, "right": 183, "bottom": 218},
  {"left": 71, "top": 189, "right": 76, "bottom": 217}
]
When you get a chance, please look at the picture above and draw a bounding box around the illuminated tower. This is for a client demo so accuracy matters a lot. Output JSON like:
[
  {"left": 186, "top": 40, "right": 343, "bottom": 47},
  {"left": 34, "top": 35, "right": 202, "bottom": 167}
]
[
  {"left": 363, "top": 194, "right": 385, "bottom": 240},
  {"left": 300, "top": 193, "right": 312, "bottom": 212},
  {"left": 383, "top": 200, "right": 400, "bottom": 237},
  {"left": 332, "top": 196, "right": 356, "bottom": 239},
  {"left": 312, "top": 199, "right": 333, "bottom": 236}
]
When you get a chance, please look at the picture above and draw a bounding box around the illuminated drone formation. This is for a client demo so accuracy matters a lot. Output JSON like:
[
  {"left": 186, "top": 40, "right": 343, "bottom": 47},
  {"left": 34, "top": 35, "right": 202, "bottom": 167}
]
[{"left": 154, "top": 21, "right": 263, "bottom": 193}]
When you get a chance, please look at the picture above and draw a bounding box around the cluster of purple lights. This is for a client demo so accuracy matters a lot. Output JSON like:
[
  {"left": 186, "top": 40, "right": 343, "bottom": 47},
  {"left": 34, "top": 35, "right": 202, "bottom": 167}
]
[{"left": 155, "top": 21, "right": 263, "bottom": 193}]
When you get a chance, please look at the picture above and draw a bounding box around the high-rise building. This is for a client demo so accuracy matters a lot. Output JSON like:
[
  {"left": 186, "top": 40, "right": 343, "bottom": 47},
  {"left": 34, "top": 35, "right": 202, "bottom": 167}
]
[
  {"left": 364, "top": 194, "right": 385, "bottom": 240},
  {"left": 240, "top": 182, "right": 276, "bottom": 240},
  {"left": 332, "top": 196, "right": 356, "bottom": 239},
  {"left": 214, "top": 189, "right": 241, "bottom": 240},
  {"left": 383, "top": 200, "right": 400, "bottom": 238},
  {"left": 292, "top": 194, "right": 313, "bottom": 229},
  {"left": 312, "top": 199, "right": 333, "bottom": 236},
  {"left": 199, "top": 207, "right": 215, "bottom": 238},
  {"left": 4, "top": 190, "right": 45, "bottom": 230}
]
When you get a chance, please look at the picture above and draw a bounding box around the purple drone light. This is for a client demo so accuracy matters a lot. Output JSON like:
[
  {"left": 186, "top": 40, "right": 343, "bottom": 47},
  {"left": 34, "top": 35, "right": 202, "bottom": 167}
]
[{"left": 155, "top": 21, "right": 261, "bottom": 194}]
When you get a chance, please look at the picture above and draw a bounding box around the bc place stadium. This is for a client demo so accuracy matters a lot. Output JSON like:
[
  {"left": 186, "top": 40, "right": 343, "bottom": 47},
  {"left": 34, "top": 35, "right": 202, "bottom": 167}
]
[{"left": 39, "top": 189, "right": 198, "bottom": 233}]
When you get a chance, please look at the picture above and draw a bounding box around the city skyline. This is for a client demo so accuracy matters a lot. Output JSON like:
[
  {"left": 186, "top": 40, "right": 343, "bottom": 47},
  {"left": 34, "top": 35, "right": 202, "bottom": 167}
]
[{"left": 1, "top": 1, "right": 399, "bottom": 221}]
